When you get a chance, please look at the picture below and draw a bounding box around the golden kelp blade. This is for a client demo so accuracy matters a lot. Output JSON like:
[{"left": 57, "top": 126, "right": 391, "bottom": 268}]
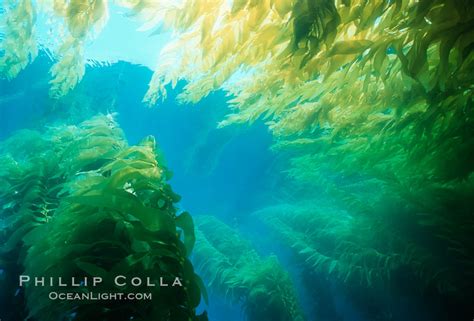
[
  {"left": 1, "top": 0, "right": 109, "bottom": 97},
  {"left": 0, "top": 0, "right": 38, "bottom": 79}
]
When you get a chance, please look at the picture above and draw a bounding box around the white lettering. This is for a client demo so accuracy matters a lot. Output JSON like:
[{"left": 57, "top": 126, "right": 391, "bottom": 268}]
[
  {"left": 35, "top": 277, "right": 45, "bottom": 287},
  {"left": 172, "top": 278, "right": 183, "bottom": 287},
  {"left": 93, "top": 277, "right": 103, "bottom": 287},
  {"left": 19, "top": 275, "right": 30, "bottom": 287},
  {"left": 147, "top": 277, "right": 156, "bottom": 287},
  {"left": 114, "top": 275, "right": 126, "bottom": 287},
  {"left": 58, "top": 277, "right": 66, "bottom": 287},
  {"left": 160, "top": 277, "right": 168, "bottom": 287},
  {"left": 131, "top": 277, "right": 141, "bottom": 287}
]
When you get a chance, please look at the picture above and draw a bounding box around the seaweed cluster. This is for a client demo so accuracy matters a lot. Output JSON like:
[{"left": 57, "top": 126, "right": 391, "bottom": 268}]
[
  {"left": 193, "top": 215, "right": 305, "bottom": 321},
  {"left": 1, "top": 0, "right": 472, "bottom": 205},
  {"left": 1, "top": 1, "right": 473, "bottom": 319},
  {"left": 0, "top": 115, "right": 207, "bottom": 321},
  {"left": 1, "top": 0, "right": 108, "bottom": 97},
  {"left": 255, "top": 203, "right": 445, "bottom": 288},
  {"left": 2, "top": 1, "right": 472, "bottom": 189},
  {"left": 0, "top": 0, "right": 37, "bottom": 80},
  {"left": 254, "top": 199, "right": 474, "bottom": 319}
]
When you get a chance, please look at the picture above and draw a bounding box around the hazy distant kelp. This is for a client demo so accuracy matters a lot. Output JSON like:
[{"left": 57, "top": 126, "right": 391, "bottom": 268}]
[
  {"left": 0, "top": 115, "right": 208, "bottom": 321},
  {"left": 255, "top": 202, "right": 452, "bottom": 289},
  {"left": 0, "top": 130, "right": 55, "bottom": 321},
  {"left": 193, "top": 215, "right": 305, "bottom": 321},
  {"left": 255, "top": 199, "right": 474, "bottom": 319}
]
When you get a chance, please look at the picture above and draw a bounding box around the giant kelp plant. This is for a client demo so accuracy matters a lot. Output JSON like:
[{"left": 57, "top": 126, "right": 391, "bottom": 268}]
[
  {"left": 255, "top": 202, "right": 445, "bottom": 289},
  {"left": 193, "top": 215, "right": 305, "bottom": 321},
  {"left": 0, "top": 115, "right": 208, "bottom": 321},
  {"left": 254, "top": 200, "right": 473, "bottom": 319}
]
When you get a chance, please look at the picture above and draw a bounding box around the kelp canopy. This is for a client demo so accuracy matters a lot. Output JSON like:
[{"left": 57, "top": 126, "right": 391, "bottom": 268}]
[
  {"left": 0, "top": 115, "right": 207, "bottom": 321},
  {"left": 1, "top": 0, "right": 473, "bottom": 185}
]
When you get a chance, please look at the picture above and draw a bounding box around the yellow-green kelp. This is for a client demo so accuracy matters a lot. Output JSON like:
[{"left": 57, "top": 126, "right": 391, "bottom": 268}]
[
  {"left": 1, "top": 0, "right": 472, "bottom": 212},
  {"left": 0, "top": 115, "right": 208, "bottom": 321},
  {"left": 193, "top": 215, "right": 305, "bottom": 321}
]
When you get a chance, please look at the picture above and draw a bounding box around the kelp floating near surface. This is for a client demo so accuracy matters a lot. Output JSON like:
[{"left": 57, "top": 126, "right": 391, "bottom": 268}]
[
  {"left": 0, "top": 0, "right": 37, "bottom": 80},
  {"left": 1, "top": 0, "right": 108, "bottom": 97},
  {"left": 193, "top": 215, "right": 305, "bottom": 321},
  {"left": 0, "top": 115, "right": 207, "bottom": 321},
  {"left": 3, "top": 1, "right": 473, "bottom": 105},
  {"left": 1, "top": 0, "right": 472, "bottom": 207}
]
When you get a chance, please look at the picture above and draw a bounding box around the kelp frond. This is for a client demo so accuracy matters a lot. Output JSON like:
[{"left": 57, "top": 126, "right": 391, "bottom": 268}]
[
  {"left": 254, "top": 202, "right": 462, "bottom": 293},
  {"left": 0, "top": 0, "right": 38, "bottom": 79},
  {"left": 193, "top": 215, "right": 305, "bottom": 321},
  {"left": 0, "top": 115, "right": 207, "bottom": 321}
]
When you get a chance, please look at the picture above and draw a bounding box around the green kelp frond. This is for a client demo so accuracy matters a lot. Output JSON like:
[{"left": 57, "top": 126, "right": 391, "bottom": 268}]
[
  {"left": 0, "top": 115, "right": 207, "bottom": 321},
  {"left": 254, "top": 203, "right": 460, "bottom": 293},
  {"left": 1, "top": 0, "right": 473, "bottom": 315},
  {"left": 0, "top": 138, "right": 61, "bottom": 321},
  {"left": 194, "top": 215, "right": 305, "bottom": 321},
  {"left": 2, "top": 0, "right": 471, "bottom": 240}
]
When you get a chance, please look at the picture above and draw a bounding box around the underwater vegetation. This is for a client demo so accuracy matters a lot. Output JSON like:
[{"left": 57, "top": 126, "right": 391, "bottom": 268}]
[
  {"left": 1, "top": 0, "right": 109, "bottom": 97},
  {"left": 0, "top": 0, "right": 37, "bottom": 80},
  {"left": 255, "top": 202, "right": 447, "bottom": 289},
  {"left": 193, "top": 215, "right": 305, "bottom": 321},
  {"left": 2, "top": 1, "right": 473, "bottom": 197},
  {"left": 1, "top": 0, "right": 474, "bottom": 320},
  {"left": 0, "top": 115, "right": 207, "bottom": 321},
  {"left": 254, "top": 200, "right": 474, "bottom": 319},
  {"left": 1, "top": 0, "right": 472, "bottom": 204}
]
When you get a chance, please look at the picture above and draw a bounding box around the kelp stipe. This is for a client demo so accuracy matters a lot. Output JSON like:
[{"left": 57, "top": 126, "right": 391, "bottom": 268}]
[
  {"left": 193, "top": 215, "right": 305, "bottom": 321},
  {"left": 0, "top": 115, "right": 208, "bottom": 321},
  {"left": 0, "top": 129, "right": 65, "bottom": 321}
]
